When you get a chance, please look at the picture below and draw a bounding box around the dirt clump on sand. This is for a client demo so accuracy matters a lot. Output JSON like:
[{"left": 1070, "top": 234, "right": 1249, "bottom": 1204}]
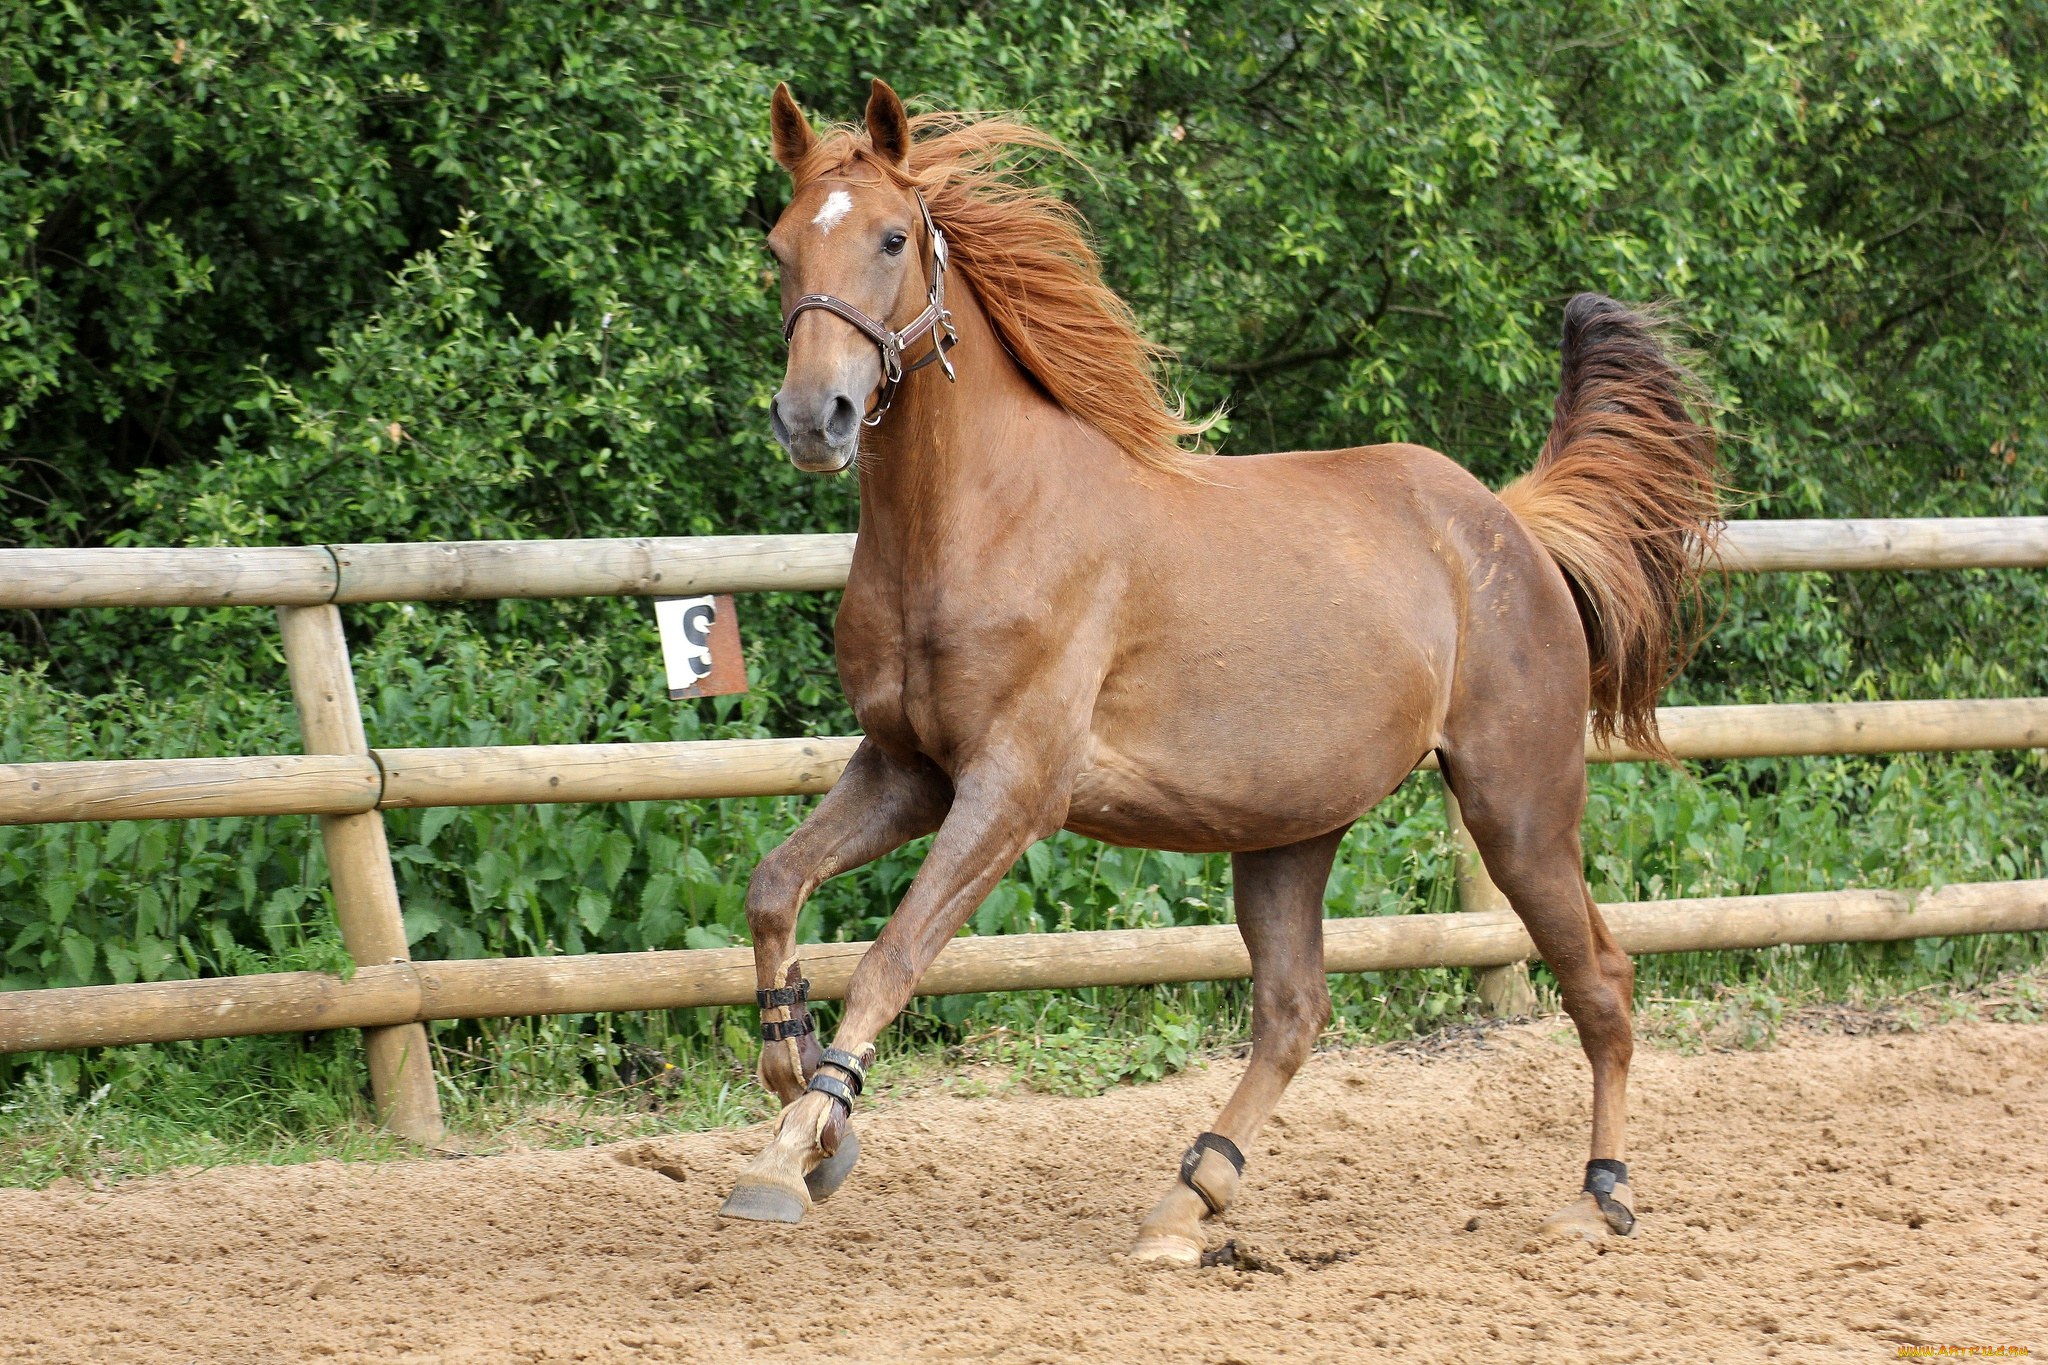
[{"left": 1, "top": 1019, "right": 2043, "bottom": 1363}]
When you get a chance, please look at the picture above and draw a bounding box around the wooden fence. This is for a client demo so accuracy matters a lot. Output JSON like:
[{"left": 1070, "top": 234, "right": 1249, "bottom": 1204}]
[{"left": 1, "top": 517, "right": 2045, "bottom": 1143}]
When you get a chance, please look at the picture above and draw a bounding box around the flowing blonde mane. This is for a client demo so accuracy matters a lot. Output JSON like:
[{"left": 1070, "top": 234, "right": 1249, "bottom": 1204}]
[{"left": 789, "top": 113, "right": 1213, "bottom": 475}]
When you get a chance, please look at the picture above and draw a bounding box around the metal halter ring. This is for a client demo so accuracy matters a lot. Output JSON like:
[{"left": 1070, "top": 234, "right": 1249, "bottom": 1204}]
[{"left": 781, "top": 190, "right": 958, "bottom": 426}]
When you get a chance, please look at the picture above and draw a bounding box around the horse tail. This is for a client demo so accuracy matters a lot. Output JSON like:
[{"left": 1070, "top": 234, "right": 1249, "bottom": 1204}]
[{"left": 1496, "top": 293, "right": 1724, "bottom": 761}]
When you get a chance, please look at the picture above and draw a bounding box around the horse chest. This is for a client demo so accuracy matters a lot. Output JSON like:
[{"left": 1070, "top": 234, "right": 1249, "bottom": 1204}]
[
  {"left": 838, "top": 599, "right": 1045, "bottom": 773},
  {"left": 853, "top": 640, "right": 985, "bottom": 769}
]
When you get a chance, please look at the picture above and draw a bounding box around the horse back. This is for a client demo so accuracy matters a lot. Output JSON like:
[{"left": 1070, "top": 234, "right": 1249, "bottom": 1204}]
[{"left": 1062, "top": 441, "right": 1585, "bottom": 851}]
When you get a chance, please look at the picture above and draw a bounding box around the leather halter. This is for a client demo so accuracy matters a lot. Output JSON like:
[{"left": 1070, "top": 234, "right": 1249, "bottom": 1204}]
[{"left": 781, "top": 191, "right": 958, "bottom": 425}]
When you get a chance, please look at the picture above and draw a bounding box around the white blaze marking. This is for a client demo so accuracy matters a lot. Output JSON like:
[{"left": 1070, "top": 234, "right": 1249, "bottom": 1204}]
[{"left": 812, "top": 190, "right": 853, "bottom": 234}]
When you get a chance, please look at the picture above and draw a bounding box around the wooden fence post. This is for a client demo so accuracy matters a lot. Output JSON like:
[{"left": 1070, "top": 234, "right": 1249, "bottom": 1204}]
[
  {"left": 1438, "top": 776, "right": 1540, "bottom": 1016},
  {"left": 277, "top": 605, "right": 444, "bottom": 1144}
]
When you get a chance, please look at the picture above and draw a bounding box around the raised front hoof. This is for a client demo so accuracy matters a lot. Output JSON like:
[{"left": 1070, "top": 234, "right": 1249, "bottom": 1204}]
[
  {"left": 804, "top": 1129, "right": 860, "bottom": 1203},
  {"left": 1538, "top": 1189, "right": 1635, "bottom": 1242},
  {"left": 720, "top": 1179, "right": 811, "bottom": 1224},
  {"left": 1128, "top": 1231, "right": 1204, "bottom": 1268}
]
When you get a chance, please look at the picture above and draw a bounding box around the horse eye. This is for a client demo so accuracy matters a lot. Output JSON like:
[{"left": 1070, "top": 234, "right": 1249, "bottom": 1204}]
[{"left": 883, "top": 233, "right": 908, "bottom": 256}]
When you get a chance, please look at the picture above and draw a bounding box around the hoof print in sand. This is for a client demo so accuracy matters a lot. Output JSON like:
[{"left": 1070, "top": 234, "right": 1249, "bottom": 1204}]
[{"left": 613, "top": 1143, "right": 688, "bottom": 1183}]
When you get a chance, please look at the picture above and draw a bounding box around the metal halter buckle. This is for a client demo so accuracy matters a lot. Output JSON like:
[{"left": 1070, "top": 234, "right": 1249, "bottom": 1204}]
[{"left": 780, "top": 190, "right": 958, "bottom": 426}]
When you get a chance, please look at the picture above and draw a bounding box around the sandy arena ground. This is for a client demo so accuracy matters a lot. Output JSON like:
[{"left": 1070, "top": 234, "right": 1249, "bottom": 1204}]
[{"left": 1, "top": 1018, "right": 2043, "bottom": 1364}]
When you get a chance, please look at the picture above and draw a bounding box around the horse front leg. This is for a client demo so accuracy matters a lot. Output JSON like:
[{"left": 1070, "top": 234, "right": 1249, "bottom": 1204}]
[
  {"left": 722, "top": 759, "right": 1060, "bottom": 1225},
  {"left": 745, "top": 739, "right": 952, "bottom": 1108},
  {"left": 1130, "top": 826, "right": 1348, "bottom": 1265}
]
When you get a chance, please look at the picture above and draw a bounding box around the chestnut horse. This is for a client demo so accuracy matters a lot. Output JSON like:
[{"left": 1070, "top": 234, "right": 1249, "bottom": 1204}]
[{"left": 723, "top": 79, "right": 1720, "bottom": 1262}]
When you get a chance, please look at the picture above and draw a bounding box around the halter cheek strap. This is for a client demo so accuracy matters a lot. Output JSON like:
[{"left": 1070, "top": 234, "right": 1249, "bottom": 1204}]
[{"left": 781, "top": 191, "right": 958, "bottom": 426}]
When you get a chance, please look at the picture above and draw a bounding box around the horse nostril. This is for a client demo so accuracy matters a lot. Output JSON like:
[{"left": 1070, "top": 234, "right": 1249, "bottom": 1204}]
[
  {"left": 823, "top": 395, "right": 860, "bottom": 444},
  {"left": 769, "top": 394, "right": 795, "bottom": 451}
]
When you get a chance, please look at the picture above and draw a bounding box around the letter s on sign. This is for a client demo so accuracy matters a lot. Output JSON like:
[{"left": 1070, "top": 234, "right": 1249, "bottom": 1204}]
[{"left": 653, "top": 594, "right": 750, "bottom": 700}]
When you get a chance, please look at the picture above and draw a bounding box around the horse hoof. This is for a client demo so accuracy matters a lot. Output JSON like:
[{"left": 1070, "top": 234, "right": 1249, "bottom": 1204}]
[
  {"left": 1128, "top": 1232, "right": 1204, "bottom": 1267},
  {"left": 804, "top": 1130, "right": 861, "bottom": 1203},
  {"left": 720, "top": 1180, "right": 810, "bottom": 1224},
  {"left": 1538, "top": 1190, "right": 1634, "bottom": 1241}
]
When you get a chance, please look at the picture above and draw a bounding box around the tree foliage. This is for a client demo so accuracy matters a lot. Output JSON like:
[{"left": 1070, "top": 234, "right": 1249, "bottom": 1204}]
[
  {"left": 4, "top": 0, "right": 2045, "bottom": 686},
  {"left": 1, "top": 0, "right": 2045, "bottom": 1008}
]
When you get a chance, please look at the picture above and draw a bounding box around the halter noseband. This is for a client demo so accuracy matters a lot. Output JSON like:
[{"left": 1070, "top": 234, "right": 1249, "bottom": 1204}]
[{"left": 780, "top": 191, "right": 959, "bottom": 426}]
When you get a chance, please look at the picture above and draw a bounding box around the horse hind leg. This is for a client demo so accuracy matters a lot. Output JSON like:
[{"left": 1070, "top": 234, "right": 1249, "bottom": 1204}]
[
  {"left": 1130, "top": 825, "right": 1347, "bottom": 1265},
  {"left": 1447, "top": 758, "right": 1638, "bottom": 1240}
]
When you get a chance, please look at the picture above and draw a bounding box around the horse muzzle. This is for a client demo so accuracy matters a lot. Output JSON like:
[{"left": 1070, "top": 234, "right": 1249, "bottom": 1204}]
[{"left": 771, "top": 387, "right": 862, "bottom": 473}]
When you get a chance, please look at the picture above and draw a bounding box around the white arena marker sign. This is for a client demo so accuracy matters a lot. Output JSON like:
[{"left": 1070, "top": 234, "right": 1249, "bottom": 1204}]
[{"left": 653, "top": 593, "right": 748, "bottom": 699}]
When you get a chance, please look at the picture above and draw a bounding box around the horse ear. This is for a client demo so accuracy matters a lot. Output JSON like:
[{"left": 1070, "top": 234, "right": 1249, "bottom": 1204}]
[
  {"left": 770, "top": 82, "right": 815, "bottom": 174},
  {"left": 865, "top": 79, "right": 912, "bottom": 169}
]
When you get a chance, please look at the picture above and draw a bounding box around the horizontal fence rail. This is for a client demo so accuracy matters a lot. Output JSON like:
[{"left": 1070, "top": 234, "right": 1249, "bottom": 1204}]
[
  {"left": 1579, "top": 696, "right": 2048, "bottom": 763},
  {"left": 0, "top": 753, "right": 384, "bottom": 824},
  {"left": 1716, "top": 517, "right": 2048, "bottom": 573},
  {"left": 0, "top": 535, "right": 857, "bottom": 609},
  {"left": 4, "top": 878, "right": 2041, "bottom": 1055},
  {"left": 0, "top": 738, "right": 859, "bottom": 826},
  {"left": 2, "top": 517, "right": 2045, "bottom": 1128},
  {"left": 4, "top": 697, "right": 2043, "bottom": 827},
  {"left": 1, "top": 518, "right": 2044, "bottom": 610}
]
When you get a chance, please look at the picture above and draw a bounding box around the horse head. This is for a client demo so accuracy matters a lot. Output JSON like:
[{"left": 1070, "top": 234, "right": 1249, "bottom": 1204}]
[{"left": 764, "top": 80, "right": 956, "bottom": 474}]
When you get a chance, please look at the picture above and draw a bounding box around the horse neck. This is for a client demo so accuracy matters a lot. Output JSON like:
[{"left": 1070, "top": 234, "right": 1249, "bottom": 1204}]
[{"left": 852, "top": 276, "right": 1089, "bottom": 548}]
